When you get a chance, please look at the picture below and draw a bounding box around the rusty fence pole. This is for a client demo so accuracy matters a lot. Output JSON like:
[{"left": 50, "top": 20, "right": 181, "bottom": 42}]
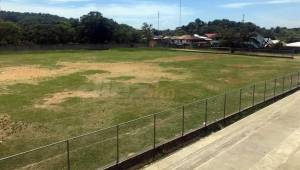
[
  {"left": 239, "top": 88, "right": 242, "bottom": 112},
  {"left": 274, "top": 78, "right": 277, "bottom": 97},
  {"left": 116, "top": 125, "right": 119, "bottom": 164},
  {"left": 66, "top": 140, "right": 70, "bottom": 170},
  {"left": 290, "top": 74, "right": 293, "bottom": 90},
  {"left": 264, "top": 80, "right": 267, "bottom": 101},
  {"left": 282, "top": 76, "right": 285, "bottom": 93},
  {"left": 223, "top": 93, "right": 227, "bottom": 126},
  {"left": 223, "top": 93, "right": 227, "bottom": 119},
  {"left": 204, "top": 99, "right": 208, "bottom": 127},
  {"left": 297, "top": 71, "right": 300, "bottom": 87},
  {"left": 182, "top": 106, "right": 185, "bottom": 136},
  {"left": 252, "top": 84, "right": 256, "bottom": 106},
  {"left": 153, "top": 114, "right": 156, "bottom": 150}
]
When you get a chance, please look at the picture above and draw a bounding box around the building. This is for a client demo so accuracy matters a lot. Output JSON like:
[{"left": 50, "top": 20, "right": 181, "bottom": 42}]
[
  {"left": 168, "top": 34, "right": 212, "bottom": 47},
  {"left": 205, "top": 33, "right": 218, "bottom": 39},
  {"left": 244, "top": 33, "right": 280, "bottom": 48},
  {"left": 286, "top": 42, "right": 300, "bottom": 48},
  {"left": 151, "top": 34, "right": 213, "bottom": 48}
]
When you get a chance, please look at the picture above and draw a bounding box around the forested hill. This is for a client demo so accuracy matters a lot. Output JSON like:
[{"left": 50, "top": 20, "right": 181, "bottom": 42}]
[
  {"left": 176, "top": 19, "right": 300, "bottom": 42},
  {"left": 0, "top": 11, "right": 141, "bottom": 45},
  {"left": 0, "top": 11, "right": 68, "bottom": 24},
  {"left": 161, "top": 19, "right": 300, "bottom": 44},
  {"left": 0, "top": 11, "right": 299, "bottom": 46}
]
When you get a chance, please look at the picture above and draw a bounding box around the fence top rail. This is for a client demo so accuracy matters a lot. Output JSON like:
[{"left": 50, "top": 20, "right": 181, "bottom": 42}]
[
  {"left": 0, "top": 71, "right": 299, "bottom": 162},
  {"left": 0, "top": 139, "right": 67, "bottom": 161}
]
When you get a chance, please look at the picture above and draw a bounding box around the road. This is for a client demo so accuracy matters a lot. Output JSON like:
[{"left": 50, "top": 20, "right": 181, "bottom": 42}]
[{"left": 143, "top": 91, "right": 300, "bottom": 170}]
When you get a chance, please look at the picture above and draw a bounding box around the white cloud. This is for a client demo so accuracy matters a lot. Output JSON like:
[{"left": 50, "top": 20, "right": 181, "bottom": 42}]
[
  {"left": 220, "top": 0, "right": 300, "bottom": 8},
  {"left": 220, "top": 2, "right": 255, "bottom": 8},
  {"left": 267, "top": 0, "right": 300, "bottom": 4},
  {"left": 1, "top": 0, "right": 196, "bottom": 29},
  {"left": 47, "top": 0, "right": 91, "bottom": 2}
]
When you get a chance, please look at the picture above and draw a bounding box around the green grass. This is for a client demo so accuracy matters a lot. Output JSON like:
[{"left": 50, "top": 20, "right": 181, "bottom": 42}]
[{"left": 0, "top": 48, "right": 299, "bottom": 169}]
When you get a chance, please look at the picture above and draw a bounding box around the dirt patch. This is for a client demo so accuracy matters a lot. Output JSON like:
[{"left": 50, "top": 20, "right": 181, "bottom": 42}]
[
  {"left": 149, "top": 56, "right": 209, "bottom": 63},
  {"left": 0, "top": 65, "right": 77, "bottom": 86},
  {"left": 76, "top": 62, "right": 187, "bottom": 84},
  {"left": 229, "top": 64, "right": 253, "bottom": 69},
  {"left": 0, "top": 61, "right": 188, "bottom": 86},
  {"left": 35, "top": 90, "right": 115, "bottom": 108},
  {"left": 0, "top": 66, "right": 54, "bottom": 85},
  {"left": 220, "top": 69, "right": 231, "bottom": 74},
  {"left": 0, "top": 113, "right": 27, "bottom": 143},
  {"left": 217, "top": 78, "right": 231, "bottom": 83}
]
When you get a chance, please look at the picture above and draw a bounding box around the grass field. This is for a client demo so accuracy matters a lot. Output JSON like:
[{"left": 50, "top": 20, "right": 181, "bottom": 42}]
[{"left": 0, "top": 48, "right": 300, "bottom": 169}]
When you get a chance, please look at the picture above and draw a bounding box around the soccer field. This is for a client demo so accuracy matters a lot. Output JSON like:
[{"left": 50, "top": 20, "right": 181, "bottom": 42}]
[{"left": 0, "top": 48, "right": 299, "bottom": 169}]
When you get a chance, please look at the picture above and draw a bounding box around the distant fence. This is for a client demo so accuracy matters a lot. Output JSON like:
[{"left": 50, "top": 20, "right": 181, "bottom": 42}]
[
  {"left": 0, "top": 72, "right": 299, "bottom": 170},
  {"left": 206, "top": 47, "right": 300, "bottom": 58},
  {"left": 229, "top": 48, "right": 299, "bottom": 58},
  {"left": 170, "top": 47, "right": 299, "bottom": 59},
  {"left": 0, "top": 43, "right": 147, "bottom": 52}
]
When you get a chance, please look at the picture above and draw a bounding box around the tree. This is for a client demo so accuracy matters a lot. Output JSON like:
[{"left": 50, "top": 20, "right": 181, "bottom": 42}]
[
  {"left": 0, "top": 11, "right": 141, "bottom": 45},
  {"left": 1, "top": 10, "right": 300, "bottom": 46},
  {"left": 113, "top": 24, "right": 141, "bottom": 43},
  {"left": 79, "top": 11, "right": 117, "bottom": 43},
  {"left": 141, "top": 23, "right": 153, "bottom": 45},
  {"left": 0, "top": 21, "right": 21, "bottom": 45},
  {"left": 181, "top": 18, "right": 205, "bottom": 34}
]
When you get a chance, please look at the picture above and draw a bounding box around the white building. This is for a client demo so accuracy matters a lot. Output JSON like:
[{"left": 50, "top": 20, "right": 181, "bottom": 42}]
[{"left": 286, "top": 42, "right": 300, "bottom": 48}]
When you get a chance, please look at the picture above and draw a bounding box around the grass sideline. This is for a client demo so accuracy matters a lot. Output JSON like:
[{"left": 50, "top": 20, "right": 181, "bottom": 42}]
[{"left": 0, "top": 48, "right": 300, "bottom": 169}]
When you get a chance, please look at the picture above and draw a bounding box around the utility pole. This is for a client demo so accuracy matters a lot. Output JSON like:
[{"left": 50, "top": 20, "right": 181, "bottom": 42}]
[
  {"left": 157, "top": 11, "right": 160, "bottom": 31},
  {"left": 179, "top": 0, "right": 182, "bottom": 27},
  {"left": 242, "top": 14, "right": 245, "bottom": 23}
]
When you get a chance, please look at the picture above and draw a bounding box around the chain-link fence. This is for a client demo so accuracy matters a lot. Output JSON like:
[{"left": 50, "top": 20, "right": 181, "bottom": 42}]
[
  {"left": 171, "top": 47, "right": 298, "bottom": 58},
  {"left": 0, "top": 72, "right": 299, "bottom": 170},
  {"left": 0, "top": 44, "right": 147, "bottom": 52}
]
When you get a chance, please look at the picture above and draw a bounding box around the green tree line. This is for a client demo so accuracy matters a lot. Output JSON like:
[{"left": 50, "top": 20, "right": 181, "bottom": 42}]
[
  {"left": 156, "top": 19, "right": 300, "bottom": 45},
  {"left": 0, "top": 11, "right": 141, "bottom": 45},
  {"left": 0, "top": 11, "right": 299, "bottom": 46}
]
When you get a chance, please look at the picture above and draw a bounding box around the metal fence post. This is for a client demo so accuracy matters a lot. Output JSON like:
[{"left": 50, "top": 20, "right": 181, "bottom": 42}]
[
  {"left": 252, "top": 84, "right": 256, "bottom": 106},
  {"left": 274, "top": 78, "right": 277, "bottom": 97},
  {"left": 297, "top": 71, "right": 300, "bottom": 87},
  {"left": 116, "top": 125, "right": 119, "bottom": 164},
  {"left": 223, "top": 93, "right": 227, "bottom": 119},
  {"left": 66, "top": 140, "right": 70, "bottom": 170},
  {"left": 282, "top": 76, "right": 285, "bottom": 93},
  {"left": 264, "top": 80, "right": 267, "bottom": 101},
  {"left": 290, "top": 74, "right": 293, "bottom": 90},
  {"left": 182, "top": 106, "right": 185, "bottom": 136},
  {"left": 153, "top": 114, "right": 156, "bottom": 149},
  {"left": 204, "top": 99, "right": 208, "bottom": 127},
  {"left": 239, "top": 88, "right": 242, "bottom": 112}
]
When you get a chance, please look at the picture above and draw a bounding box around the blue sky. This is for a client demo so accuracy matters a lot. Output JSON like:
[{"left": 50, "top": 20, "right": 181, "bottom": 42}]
[{"left": 1, "top": 0, "right": 300, "bottom": 29}]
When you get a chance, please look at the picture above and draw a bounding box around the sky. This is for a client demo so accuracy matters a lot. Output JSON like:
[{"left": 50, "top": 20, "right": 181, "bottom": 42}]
[{"left": 1, "top": 0, "right": 300, "bottom": 29}]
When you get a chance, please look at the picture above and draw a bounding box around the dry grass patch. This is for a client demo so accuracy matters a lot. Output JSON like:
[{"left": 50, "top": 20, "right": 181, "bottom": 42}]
[
  {"left": 149, "top": 56, "right": 210, "bottom": 63},
  {"left": 35, "top": 90, "right": 115, "bottom": 109},
  {"left": 0, "top": 65, "right": 79, "bottom": 86},
  {"left": 230, "top": 64, "right": 253, "bottom": 69},
  {"left": 0, "top": 113, "right": 27, "bottom": 143},
  {"left": 0, "top": 66, "right": 54, "bottom": 85},
  {"left": 81, "top": 62, "right": 187, "bottom": 84},
  {"left": 0, "top": 61, "right": 188, "bottom": 86}
]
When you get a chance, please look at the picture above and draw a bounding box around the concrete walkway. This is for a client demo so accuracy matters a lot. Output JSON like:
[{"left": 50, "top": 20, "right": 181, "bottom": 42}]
[{"left": 143, "top": 91, "right": 300, "bottom": 170}]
